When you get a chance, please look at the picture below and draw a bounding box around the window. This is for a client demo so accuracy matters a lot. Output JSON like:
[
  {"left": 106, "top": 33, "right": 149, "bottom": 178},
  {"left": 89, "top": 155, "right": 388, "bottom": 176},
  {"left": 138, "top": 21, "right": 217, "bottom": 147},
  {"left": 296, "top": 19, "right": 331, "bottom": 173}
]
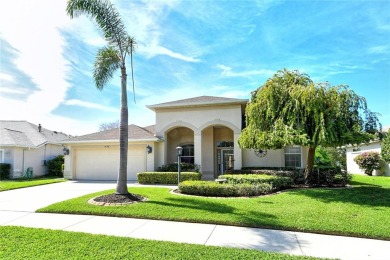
[
  {"left": 216, "top": 141, "right": 234, "bottom": 148},
  {"left": 181, "top": 144, "right": 194, "bottom": 164},
  {"left": 284, "top": 146, "right": 301, "bottom": 167}
]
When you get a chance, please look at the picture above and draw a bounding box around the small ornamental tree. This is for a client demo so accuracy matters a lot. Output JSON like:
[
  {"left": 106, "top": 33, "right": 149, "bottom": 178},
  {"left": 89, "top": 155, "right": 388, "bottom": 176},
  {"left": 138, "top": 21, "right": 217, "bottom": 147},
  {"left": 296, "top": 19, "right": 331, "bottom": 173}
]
[
  {"left": 239, "top": 69, "right": 381, "bottom": 181},
  {"left": 381, "top": 130, "right": 390, "bottom": 162},
  {"left": 354, "top": 152, "right": 382, "bottom": 176}
]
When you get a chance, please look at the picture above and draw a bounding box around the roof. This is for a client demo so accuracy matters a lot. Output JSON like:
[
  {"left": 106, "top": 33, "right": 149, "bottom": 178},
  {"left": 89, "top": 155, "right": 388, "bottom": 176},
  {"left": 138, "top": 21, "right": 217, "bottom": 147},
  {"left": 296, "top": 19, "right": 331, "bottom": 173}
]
[
  {"left": 147, "top": 96, "right": 248, "bottom": 110},
  {"left": 63, "top": 124, "right": 158, "bottom": 143},
  {"left": 0, "top": 120, "right": 70, "bottom": 148}
]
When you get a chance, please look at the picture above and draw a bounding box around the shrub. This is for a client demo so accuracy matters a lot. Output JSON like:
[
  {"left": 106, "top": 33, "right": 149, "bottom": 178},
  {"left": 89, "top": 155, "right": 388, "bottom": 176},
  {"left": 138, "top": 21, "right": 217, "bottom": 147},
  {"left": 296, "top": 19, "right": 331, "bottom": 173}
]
[
  {"left": 0, "top": 163, "right": 11, "bottom": 179},
  {"left": 354, "top": 152, "right": 382, "bottom": 176},
  {"left": 382, "top": 130, "right": 390, "bottom": 162},
  {"left": 47, "top": 155, "right": 64, "bottom": 177},
  {"left": 179, "top": 181, "right": 273, "bottom": 197},
  {"left": 137, "top": 172, "right": 201, "bottom": 184},
  {"left": 228, "top": 167, "right": 304, "bottom": 184},
  {"left": 219, "top": 174, "right": 293, "bottom": 190},
  {"left": 307, "top": 166, "right": 350, "bottom": 186},
  {"left": 157, "top": 163, "right": 200, "bottom": 173}
]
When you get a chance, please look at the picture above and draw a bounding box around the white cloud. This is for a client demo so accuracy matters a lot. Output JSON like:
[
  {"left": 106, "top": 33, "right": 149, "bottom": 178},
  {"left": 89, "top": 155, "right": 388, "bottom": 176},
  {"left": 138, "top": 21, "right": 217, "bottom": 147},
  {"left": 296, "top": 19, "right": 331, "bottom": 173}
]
[
  {"left": 139, "top": 44, "right": 200, "bottom": 62},
  {"left": 0, "top": 73, "right": 14, "bottom": 82},
  {"left": 63, "top": 99, "right": 119, "bottom": 113},
  {"left": 217, "top": 64, "right": 274, "bottom": 78},
  {"left": 368, "top": 45, "right": 390, "bottom": 54},
  {"left": 0, "top": 0, "right": 71, "bottom": 119},
  {"left": 0, "top": 87, "right": 26, "bottom": 95},
  {"left": 119, "top": 0, "right": 200, "bottom": 62}
]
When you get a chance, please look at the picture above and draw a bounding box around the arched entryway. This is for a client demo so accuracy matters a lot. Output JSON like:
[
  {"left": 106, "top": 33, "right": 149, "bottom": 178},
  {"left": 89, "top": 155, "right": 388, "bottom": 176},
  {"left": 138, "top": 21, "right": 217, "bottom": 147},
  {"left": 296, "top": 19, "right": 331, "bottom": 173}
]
[
  {"left": 201, "top": 125, "right": 234, "bottom": 179},
  {"left": 166, "top": 127, "right": 194, "bottom": 164}
]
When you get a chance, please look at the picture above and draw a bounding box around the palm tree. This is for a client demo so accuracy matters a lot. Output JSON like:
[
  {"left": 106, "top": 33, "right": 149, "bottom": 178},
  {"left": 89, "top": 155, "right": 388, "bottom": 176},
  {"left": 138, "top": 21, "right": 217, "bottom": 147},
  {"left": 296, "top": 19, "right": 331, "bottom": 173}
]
[{"left": 67, "top": 0, "right": 135, "bottom": 194}]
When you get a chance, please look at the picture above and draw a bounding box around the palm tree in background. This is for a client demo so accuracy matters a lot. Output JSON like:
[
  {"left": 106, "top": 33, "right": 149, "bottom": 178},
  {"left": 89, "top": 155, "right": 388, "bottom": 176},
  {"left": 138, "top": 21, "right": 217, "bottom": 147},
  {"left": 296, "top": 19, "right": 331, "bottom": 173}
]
[{"left": 67, "top": 0, "right": 135, "bottom": 194}]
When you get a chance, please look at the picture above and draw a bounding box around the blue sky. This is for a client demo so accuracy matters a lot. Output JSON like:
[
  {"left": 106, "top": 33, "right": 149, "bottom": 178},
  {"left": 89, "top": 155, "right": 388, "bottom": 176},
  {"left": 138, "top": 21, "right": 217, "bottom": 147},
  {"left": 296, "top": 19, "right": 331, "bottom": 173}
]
[{"left": 1, "top": 0, "right": 389, "bottom": 135}]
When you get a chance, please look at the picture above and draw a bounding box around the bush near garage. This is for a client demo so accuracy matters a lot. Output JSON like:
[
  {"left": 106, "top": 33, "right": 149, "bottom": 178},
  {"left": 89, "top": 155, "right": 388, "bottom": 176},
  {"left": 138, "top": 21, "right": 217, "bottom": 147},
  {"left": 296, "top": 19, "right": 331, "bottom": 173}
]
[
  {"left": 178, "top": 181, "right": 273, "bottom": 197},
  {"left": 219, "top": 174, "right": 293, "bottom": 190},
  {"left": 354, "top": 152, "right": 382, "bottom": 176},
  {"left": 0, "top": 163, "right": 11, "bottom": 179},
  {"left": 47, "top": 155, "right": 64, "bottom": 177},
  {"left": 137, "top": 172, "right": 201, "bottom": 184}
]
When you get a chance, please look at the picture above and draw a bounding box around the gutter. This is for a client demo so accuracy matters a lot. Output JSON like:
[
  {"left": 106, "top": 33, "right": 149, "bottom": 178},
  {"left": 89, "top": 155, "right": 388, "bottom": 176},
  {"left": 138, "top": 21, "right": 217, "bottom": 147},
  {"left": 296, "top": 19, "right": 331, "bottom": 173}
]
[{"left": 62, "top": 137, "right": 162, "bottom": 145}]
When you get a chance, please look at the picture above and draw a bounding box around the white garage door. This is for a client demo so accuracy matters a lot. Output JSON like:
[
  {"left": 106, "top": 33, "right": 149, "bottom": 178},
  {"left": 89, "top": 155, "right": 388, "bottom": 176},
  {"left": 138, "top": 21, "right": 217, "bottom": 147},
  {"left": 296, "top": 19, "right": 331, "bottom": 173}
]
[{"left": 75, "top": 145, "right": 145, "bottom": 181}]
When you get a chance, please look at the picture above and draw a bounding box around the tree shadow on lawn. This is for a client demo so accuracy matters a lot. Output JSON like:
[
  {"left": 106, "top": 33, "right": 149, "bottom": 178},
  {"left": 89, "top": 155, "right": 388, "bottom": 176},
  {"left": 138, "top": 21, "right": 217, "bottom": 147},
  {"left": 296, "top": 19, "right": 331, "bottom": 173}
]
[
  {"left": 147, "top": 196, "right": 277, "bottom": 226},
  {"left": 287, "top": 186, "right": 390, "bottom": 207}
]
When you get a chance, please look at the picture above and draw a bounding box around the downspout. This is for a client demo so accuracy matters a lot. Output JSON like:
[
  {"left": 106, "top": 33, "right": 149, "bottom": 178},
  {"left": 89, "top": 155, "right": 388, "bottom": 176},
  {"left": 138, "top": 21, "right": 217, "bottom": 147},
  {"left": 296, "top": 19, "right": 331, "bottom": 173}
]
[{"left": 22, "top": 148, "right": 25, "bottom": 176}]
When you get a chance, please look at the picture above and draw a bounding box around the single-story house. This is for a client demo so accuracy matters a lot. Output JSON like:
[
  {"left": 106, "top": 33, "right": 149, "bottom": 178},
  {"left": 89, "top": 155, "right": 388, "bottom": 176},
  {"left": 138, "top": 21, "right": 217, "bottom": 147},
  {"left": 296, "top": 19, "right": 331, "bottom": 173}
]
[
  {"left": 0, "top": 120, "right": 70, "bottom": 178},
  {"left": 346, "top": 139, "right": 390, "bottom": 176},
  {"left": 63, "top": 96, "right": 309, "bottom": 181}
]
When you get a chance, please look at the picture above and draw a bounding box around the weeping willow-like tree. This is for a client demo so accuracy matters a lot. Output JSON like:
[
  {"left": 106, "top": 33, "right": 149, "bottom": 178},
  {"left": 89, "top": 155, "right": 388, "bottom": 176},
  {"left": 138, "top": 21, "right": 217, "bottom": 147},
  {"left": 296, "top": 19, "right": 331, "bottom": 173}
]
[
  {"left": 238, "top": 69, "right": 381, "bottom": 180},
  {"left": 66, "top": 0, "right": 136, "bottom": 195}
]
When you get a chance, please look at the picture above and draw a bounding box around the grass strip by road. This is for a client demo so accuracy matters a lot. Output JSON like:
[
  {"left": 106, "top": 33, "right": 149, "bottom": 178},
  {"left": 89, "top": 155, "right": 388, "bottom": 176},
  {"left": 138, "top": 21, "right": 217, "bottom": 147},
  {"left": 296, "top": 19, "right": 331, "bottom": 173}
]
[
  {"left": 0, "top": 177, "right": 66, "bottom": 191},
  {"left": 38, "top": 175, "right": 390, "bottom": 240},
  {"left": 0, "top": 226, "right": 318, "bottom": 260}
]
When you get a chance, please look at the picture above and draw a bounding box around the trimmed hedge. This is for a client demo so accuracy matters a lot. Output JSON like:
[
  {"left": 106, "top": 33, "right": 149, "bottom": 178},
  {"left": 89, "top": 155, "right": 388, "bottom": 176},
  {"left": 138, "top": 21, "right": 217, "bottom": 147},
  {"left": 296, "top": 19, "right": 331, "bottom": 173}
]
[
  {"left": 219, "top": 174, "right": 293, "bottom": 190},
  {"left": 137, "top": 172, "right": 201, "bottom": 184},
  {"left": 157, "top": 163, "right": 200, "bottom": 173},
  {"left": 0, "top": 163, "right": 11, "bottom": 179},
  {"left": 179, "top": 181, "right": 273, "bottom": 197},
  {"left": 227, "top": 168, "right": 304, "bottom": 184}
]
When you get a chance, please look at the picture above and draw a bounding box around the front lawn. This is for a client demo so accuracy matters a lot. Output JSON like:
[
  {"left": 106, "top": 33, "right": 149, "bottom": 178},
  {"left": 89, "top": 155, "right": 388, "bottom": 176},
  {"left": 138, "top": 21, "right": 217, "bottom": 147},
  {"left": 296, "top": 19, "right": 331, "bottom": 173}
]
[
  {"left": 0, "top": 177, "right": 66, "bottom": 191},
  {"left": 0, "top": 226, "right": 317, "bottom": 260},
  {"left": 38, "top": 175, "right": 390, "bottom": 240}
]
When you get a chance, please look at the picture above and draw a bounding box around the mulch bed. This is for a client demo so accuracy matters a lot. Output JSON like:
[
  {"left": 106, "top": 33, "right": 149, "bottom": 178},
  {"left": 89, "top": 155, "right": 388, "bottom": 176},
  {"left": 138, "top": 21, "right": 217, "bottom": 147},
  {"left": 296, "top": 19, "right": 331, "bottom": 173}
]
[{"left": 88, "top": 193, "right": 147, "bottom": 206}]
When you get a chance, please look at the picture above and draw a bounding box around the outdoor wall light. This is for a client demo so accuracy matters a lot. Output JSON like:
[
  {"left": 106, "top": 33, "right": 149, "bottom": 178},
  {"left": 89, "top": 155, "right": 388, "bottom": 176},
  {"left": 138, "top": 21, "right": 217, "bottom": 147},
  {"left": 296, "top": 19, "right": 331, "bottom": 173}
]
[
  {"left": 63, "top": 147, "right": 69, "bottom": 155},
  {"left": 146, "top": 144, "right": 152, "bottom": 154}
]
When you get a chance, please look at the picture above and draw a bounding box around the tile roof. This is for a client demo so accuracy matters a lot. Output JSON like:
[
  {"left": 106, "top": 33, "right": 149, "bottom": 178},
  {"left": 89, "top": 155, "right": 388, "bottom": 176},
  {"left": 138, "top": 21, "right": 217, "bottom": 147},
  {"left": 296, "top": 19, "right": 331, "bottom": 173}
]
[
  {"left": 147, "top": 96, "right": 248, "bottom": 110},
  {"left": 64, "top": 124, "right": 157, "bottom": 143},
  {"left": 0, "top": 120, "right": 71, "bottom": 147}
]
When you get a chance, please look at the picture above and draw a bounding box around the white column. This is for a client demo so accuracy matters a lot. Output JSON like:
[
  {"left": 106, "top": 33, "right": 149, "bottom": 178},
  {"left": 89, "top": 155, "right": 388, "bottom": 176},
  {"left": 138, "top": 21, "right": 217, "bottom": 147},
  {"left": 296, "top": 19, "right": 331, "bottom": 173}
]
[
  {"left": 194, "top": 133, "right": 202, "bottom": 170},
  {"left": 234, "top": 133, "right": 242, "bottom": 170}
]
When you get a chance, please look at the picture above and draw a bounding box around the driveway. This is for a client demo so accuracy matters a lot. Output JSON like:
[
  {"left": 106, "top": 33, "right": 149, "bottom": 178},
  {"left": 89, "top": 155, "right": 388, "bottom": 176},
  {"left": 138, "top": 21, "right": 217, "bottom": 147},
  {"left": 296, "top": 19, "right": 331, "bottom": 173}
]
[{"left": 0, "top": 180, "right": 154, "bottom": 212}]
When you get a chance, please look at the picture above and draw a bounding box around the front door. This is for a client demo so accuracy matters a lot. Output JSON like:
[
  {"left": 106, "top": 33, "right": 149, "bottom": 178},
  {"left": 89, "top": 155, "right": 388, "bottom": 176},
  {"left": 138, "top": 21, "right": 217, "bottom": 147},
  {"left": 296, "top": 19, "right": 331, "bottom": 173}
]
[{"left": 217, "top": 149, "right": 234, "bottom": 176}]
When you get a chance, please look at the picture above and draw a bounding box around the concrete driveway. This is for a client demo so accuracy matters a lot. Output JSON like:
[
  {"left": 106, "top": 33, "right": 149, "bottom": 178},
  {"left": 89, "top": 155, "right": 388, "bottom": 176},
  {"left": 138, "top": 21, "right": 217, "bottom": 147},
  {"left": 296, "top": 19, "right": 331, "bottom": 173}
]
[{"left": 0, "top": 180, "right": 145, "bottom": 212}]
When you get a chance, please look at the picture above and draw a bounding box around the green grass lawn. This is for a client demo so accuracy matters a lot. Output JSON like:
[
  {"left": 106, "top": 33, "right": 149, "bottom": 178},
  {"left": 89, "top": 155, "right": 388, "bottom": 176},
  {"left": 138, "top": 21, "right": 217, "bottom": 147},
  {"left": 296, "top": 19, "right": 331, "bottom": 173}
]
[
  {"left": 0, "top": 177, "right": 66, "bottom": 191},
  {"left": 38, "top": 175, "right": 390, "bottom": 240},
  {"left": 0, "top": 226, "right": 318, "bottom": 260}
]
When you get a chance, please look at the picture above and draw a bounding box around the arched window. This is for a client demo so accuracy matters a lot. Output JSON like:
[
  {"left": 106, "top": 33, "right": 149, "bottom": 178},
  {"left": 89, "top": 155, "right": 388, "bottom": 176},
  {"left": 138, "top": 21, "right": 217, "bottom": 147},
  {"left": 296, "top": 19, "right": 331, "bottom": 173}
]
[{"left": 181, "top": 144, "right": 194, "bottom": 164}]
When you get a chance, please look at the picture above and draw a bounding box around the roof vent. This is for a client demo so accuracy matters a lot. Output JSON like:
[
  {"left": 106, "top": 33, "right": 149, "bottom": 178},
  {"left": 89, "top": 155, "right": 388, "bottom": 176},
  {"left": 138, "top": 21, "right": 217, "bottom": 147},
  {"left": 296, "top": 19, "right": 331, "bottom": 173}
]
[{"left": 38, "top": 124, "right": 42, "bottom": 132}]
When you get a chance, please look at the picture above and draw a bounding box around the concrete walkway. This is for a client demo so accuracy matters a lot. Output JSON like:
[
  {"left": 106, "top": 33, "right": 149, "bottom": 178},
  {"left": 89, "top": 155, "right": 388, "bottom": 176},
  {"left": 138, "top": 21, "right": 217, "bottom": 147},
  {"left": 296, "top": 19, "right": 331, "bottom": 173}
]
[{"left": 1, "top": 181, "right": 389, "bottom": 260}]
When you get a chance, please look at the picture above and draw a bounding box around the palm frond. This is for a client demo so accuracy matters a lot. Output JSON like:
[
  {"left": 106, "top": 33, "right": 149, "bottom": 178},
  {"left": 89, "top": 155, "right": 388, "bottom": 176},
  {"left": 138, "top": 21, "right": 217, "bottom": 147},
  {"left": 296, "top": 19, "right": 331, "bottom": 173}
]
[
  {"left": 93, "top": 46, "right": 120, "bottom": 90},
  {"left": 66, "top": 0, "right": 127, "bottom": 50}
]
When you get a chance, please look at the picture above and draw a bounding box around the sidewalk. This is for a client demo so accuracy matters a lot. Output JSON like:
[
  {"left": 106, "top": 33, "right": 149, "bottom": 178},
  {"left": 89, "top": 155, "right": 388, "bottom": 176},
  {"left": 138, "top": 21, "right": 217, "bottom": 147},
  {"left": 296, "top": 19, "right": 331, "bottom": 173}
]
[{"left": 1, "top": 181, "right": 389, "bottom": 260}]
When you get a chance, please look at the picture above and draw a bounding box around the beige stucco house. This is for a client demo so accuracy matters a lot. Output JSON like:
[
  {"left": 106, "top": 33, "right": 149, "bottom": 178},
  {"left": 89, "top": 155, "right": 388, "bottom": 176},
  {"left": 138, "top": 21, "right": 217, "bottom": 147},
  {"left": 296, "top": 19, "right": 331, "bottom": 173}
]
[
  {"left": 0, "top": 121, "right": 69, "bottom": 178},
  {"left": 63, "top": 96, "right": 308, "bottom": 181}
]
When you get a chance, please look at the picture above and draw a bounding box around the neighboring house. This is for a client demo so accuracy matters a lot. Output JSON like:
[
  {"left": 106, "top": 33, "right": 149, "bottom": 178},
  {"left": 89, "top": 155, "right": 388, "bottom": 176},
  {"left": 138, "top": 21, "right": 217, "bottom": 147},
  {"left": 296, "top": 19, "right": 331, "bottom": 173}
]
[
  {"left": 63, "top": 96, "right": 309, "bottom": 181},
  {"left": 346, "top": 139, "right": 390, "bottom": 176},
  {"left": 0, "top": 121, "right": 70, "bottom": 178}
]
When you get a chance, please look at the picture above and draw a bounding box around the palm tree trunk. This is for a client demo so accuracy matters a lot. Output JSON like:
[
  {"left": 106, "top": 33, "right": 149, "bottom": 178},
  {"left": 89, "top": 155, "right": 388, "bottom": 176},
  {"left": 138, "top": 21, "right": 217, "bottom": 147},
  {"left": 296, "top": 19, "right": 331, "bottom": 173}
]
[
  {"left": 116, "top": 66, "right": 129, "bottom": 194},
  {"left": 304, "top": 146, "right": 316, "bottom": 183}
]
